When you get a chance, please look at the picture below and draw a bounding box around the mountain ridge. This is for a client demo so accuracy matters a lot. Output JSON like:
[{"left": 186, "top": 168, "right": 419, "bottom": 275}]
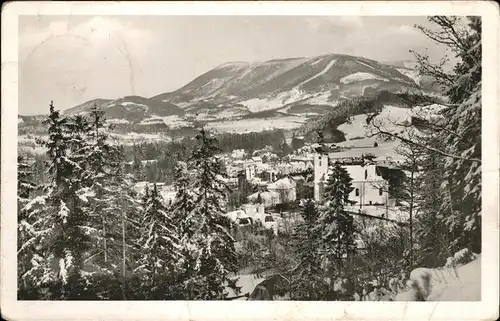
[{"left": 21, "top": 52, "right": 440, "bottom": 134}]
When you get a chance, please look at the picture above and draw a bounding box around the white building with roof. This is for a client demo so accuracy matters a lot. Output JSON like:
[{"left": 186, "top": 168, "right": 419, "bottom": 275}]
[
  {"left": 314, "top": 153, "right": 392, "bottom": 207},
  {"left": 248, "top": 191, "right": 280, "bottom": 208}
]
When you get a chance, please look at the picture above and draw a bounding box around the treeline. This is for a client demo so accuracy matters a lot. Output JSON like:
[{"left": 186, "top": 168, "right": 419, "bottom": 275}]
[
  {"left": 299, "top": 90, "right": 443, "bottom": 143},
  {"left": 18, "top": 104, "right": 241, "bottom": 300},
  {"left": 123, "top": 129, "right": 290, "bottom": 184}
]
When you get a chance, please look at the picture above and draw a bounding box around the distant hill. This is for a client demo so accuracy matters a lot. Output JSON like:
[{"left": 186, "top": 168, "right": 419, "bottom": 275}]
[
  {"left": 63, "top": 95, "right": 184, "bottom": 123},
  {"left": 19, "top": 52, "right": 442, "bottom": 137},
  {"left": 151, "top": 53, "right": 439, "bottom": 120}
]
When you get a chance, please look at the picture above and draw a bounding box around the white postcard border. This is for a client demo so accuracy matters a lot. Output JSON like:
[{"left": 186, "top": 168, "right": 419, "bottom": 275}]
[{"left": 2, "top": 1, "right": 499, "bottom": 320}]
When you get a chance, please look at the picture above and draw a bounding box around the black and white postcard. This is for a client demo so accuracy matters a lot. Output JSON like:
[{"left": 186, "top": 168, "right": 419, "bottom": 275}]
[{"left": 1, "top": 1, "right": 499, "bottom": 320}]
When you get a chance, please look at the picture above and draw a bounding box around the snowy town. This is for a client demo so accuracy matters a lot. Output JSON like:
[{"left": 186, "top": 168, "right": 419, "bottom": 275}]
[
  {"left": 14, "top": 14, "right": 483, "bottom": 304},
  {"left": 135, "top": 142, "right": 408, "bottom": 235}
]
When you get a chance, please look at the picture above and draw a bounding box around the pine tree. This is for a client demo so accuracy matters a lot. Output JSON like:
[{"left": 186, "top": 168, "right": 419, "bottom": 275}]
[
  {"left": 317, "top": 162, "right": 356, "bottom": 278},
  {"left": 183, "top": 128, "right": 240, "bottom": 300},
  {"left": 20, "top": 102, "right": 96, "bottom": 299},
  {"left": 171, "top": 161, "right": 196, "bottom": 236},
  {"left": 83, "top": 104, "right": 129, "bottom": 267},
  {"left": 439, "top": 17, "right": 482, "bottom": 254},
  {"left": 412, "top": 16, "right": 482, "bottom": 256},
  {"left": 290, "top": 199, "right": 326, "bottom": 300},
  {"left": 137, "top": 183, "right": 183, "bottom": 299},
  {"left": 17, "top": 156, "right": 40, "bottom": 297}
]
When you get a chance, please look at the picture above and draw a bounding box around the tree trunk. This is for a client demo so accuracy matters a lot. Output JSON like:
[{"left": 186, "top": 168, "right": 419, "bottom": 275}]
[
  {"left": 103, "top": 216, "right": 108, "bottom": 263},
  {"left": 121, "top": 211, "right": 127, "bottom": 300},
  {"left": 408, "top": 160, "right": 415, "bottom": 270}
]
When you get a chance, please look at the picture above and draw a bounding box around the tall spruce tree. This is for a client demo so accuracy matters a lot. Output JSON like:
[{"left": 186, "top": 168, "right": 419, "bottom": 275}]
[
  {"left": 84, "top": 104, "right": 129, "bottom": 267},
  {"left": 317, "top": 162, "right": 356, "bottom": 277},
  {"left": 20, "top": 102, "right": 96, "bottom": 299},
  {"left": 137, "top": 183, "right": 183, "bottom": 299},
  {"left": 171, "top": 161, "right": 196, "bottom": 237},
  {"left": 183, "top": 128, "right": 240, "bottom": 299},
  {"left": 290, "top": 199, "right": 326, "bottom": 300},
  {"left": 17, "top": 156, "right": 40, "bottom": 297}
]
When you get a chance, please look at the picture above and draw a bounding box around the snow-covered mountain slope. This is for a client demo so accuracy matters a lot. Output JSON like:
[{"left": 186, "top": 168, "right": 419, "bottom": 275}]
[
  {"left": 20, "top": 53, "right": 442, "bottom": 137},
  {"left": 152, "top": 53, "right": 426, "bottom": 117},
  {"left": 64, "top": 95, "right": 184, "bottom": 123},
  {"left": 337, "top": 104, "right": 446, "bottom": 140}
]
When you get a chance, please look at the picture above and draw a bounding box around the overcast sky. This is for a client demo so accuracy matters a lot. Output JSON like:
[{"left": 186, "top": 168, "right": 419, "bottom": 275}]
[{"left": 19, "top": 15, "right": 449, "bottom": 115}]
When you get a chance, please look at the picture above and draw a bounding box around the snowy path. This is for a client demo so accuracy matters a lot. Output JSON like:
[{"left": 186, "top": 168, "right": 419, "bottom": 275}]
[
  {"left": 297, "top": 59, "right": 337, "bottom": 88},
  {"left": 396, "top": 255, "right": 481, "bottom": 301},
  {"left": 228, "top": 274, "right": 266, "bottom": 300}
]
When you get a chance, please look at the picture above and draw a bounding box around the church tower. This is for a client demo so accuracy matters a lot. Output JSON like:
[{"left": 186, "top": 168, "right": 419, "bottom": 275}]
[{"left": 313, "top": 153, "right": 329, "bottom": 201}]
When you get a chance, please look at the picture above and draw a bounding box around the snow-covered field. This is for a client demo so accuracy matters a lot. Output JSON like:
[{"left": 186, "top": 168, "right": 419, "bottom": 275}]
[
  {"left": 302, "top": 91, "right": 338, "bottom": 106},
  {"left": 338, "top": 104, "right": 430, "bottom": 141},
  {"left": 120, "top": 102, "right": 149, "bottom": 110},
  {"left": 396, "top": 68, "right": 420, "bottom": 85},
  {"left": 340, "top": 72, "right": 389, "bottom": 84},
  {"left": 206, "top": 116, "right": 307, "bottom": 133},
  {"left": 107, "top": 118, "right": 131, "bottom": 124},
  {"left": 108, "top": 132, "right": 171, "bottom": 145},
  {"left": 329, "top": 140, "right": 402, "bottom": 161},
  {"left": 140, "top": 115, "right": 193, "bottom": 128},
  {"left": 238, "top": 88, "right": 311, "bottom": 113}
]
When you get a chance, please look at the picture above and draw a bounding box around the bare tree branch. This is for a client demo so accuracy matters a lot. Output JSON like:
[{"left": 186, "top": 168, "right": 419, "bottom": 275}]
[{"left": 368, "top": 122, "right": 481, "bottom": 163}]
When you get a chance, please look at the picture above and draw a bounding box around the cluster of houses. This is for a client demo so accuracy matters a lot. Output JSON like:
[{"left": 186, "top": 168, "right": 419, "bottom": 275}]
[{"left": 133, "top": 140, "right": 407, "bottom": 224}]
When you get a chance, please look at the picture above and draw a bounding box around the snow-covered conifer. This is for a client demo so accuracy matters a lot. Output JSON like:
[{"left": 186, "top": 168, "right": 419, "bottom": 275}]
[
  {"left": 183, "top": 128, "right": 240, "bottom": 299},
  {"left": 136, "top": 183, "right": 183, "bottom": 298},
  {"left": 317, "top": 162, "right": 357, "bottom": 272},
  {"left": 290, "top": 199, "right": 326, "bottom": 300}
]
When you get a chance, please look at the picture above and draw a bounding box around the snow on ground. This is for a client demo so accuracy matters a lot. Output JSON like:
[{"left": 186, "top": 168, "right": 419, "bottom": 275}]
[
  {"left": 173, "top": 101, "right": 191, "bottom": 109},
  {"left": 303, "top": 91, "right": 338, "bottom": 106},
  {"left": 340, "top": 72, "right": 389, "bottom": 84},
  {"left": 206, "top": 116, "right": 307, "bottom": 133},
  {"left": 229, "top": 274, "right": 266, "bottom": 299},
  {"left": 356, "top": 60, "right": 393, "bottom": 78},
  {"left": 120, "top": 102, "right": 148, "bottom": 110},
  {"left": 212, "top": 108, "right": 248, "bottom": 119},
  {"left": 345, "top": 205, "right": 408, "bottom": 222},
  {"left": 139, "top": 118, "right": 164, "bottom": 125},
  {"left": 108, "top": 132, "right": 171, "bottom": 145},
  {"left": 396, "top": 255, "right": 481, "bottom": 301},
  {"left": 310, "top": 57, "right": 324, "bottom": 66},
  {"left": 297, "top": 59, "right": 337, "bottom": 88},
  {"left": 396, "top": 68, "right": 420, "bottom": 85},
  {"left": 107, "top": 118, "right": 131, "bottom": 124},
  {"left": 329, "top": 140, "right": 402, "bottom": 161},
  {"left": 239, "top": 88, "right": 312, "bottom": 113},
  {"left": 18, "top": 135, "right": 46, "bottom": 156},
  {"left": 337, "top": 114, "right": 370, "bottom": 140},
  {"left": 338, "top": 104, "right": 446, "bottom": 142},
  {"left": 336, "top": 137, "right": 376, "bottom": 148},
  {"left": 139, "top": 115, "right": 193, "bottom": 128}
]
